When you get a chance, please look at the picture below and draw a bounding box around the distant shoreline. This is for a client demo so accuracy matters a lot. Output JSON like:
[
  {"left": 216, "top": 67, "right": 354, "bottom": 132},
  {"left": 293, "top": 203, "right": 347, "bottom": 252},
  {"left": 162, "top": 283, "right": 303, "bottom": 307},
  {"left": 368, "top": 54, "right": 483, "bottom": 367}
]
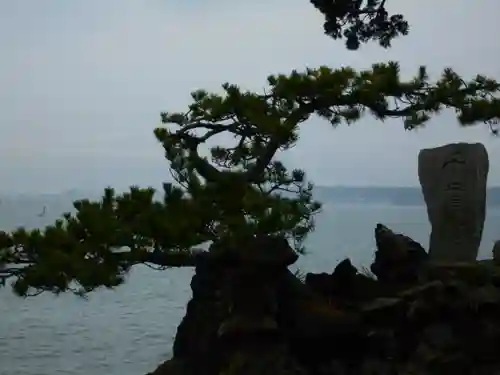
[{"left": 2, "top": 186, "right": 500, "bottom": 207}]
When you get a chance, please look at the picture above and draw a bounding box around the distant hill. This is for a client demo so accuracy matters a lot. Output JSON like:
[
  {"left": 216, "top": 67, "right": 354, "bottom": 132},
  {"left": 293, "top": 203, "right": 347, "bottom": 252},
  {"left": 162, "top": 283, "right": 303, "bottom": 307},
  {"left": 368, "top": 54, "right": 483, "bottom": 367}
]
[
  {"left": 313, "top": 186, "right": 500, "bottom": 207},
  {"left": 1, "top": 185, "right": 500, "bottom": 228}
]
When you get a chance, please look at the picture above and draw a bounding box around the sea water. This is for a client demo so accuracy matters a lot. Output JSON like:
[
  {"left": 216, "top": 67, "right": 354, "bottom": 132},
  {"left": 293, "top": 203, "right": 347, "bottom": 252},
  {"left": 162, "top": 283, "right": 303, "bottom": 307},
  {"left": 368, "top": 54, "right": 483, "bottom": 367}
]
[{"left": 1, "top": 198, "right": 500, "bottom": 375}]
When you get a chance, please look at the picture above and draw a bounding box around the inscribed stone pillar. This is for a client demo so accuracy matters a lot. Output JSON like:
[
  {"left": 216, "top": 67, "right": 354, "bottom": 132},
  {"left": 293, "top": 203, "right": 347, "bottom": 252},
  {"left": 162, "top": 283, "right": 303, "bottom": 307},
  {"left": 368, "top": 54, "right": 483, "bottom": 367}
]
[
  {"left": 418, "top": 142, "right": 489, "bottom": 262},
  {"left": 492, "top": 240, "right": 500, "bottom": 265}
]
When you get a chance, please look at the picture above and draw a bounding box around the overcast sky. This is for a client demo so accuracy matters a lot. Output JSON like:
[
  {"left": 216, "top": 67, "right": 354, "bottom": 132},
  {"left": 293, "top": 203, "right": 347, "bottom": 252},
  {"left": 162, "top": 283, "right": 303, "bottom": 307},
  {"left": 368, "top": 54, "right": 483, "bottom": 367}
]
[{"left": 0, "top": 0, "right": 499, "bottom": 193}]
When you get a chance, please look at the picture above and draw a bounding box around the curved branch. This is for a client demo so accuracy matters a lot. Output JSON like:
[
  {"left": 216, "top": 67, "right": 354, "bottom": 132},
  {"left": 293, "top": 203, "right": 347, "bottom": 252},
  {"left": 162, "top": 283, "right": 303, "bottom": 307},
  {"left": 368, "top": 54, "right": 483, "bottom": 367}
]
[
  {"left": 160, "top": 63, "right": 500, "bottom": 189},
  {"left": 174, "top": 132, "right": 222, "bottom": 183},
  {"left": 246, "top": 108, "right": 310, "bottom": 183},
  {"left": 0, "top": 247, "right": 206, "bottom": 295}
]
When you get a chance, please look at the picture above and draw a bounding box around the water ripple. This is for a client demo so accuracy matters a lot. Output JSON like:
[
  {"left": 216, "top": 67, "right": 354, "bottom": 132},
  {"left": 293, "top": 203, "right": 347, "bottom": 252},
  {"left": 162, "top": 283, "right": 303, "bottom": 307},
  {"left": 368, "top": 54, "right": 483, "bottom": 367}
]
[
  {"left": 0, "top": 266, "right": 193, "bottom": 375},
  {"left": 2, "top": 205, "right": 500, "bottom": 375}
]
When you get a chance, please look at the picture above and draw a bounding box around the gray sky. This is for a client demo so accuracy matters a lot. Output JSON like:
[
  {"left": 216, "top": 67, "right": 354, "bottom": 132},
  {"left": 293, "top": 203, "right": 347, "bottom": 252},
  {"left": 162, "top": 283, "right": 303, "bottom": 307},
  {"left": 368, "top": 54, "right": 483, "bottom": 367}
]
[{"left": 0, "top": 0, "right": 499, "bottom": 193}]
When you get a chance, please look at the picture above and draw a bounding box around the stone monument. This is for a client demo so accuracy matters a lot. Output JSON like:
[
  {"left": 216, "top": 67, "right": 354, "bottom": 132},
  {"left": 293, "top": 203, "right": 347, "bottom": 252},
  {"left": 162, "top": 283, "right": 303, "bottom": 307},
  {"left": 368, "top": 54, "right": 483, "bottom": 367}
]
[
  {"left": 418, "top": 142, "right": 489, "bottom": 262},
  {"left": 492, "top": 240, "right": 500, "bottom": 265}
]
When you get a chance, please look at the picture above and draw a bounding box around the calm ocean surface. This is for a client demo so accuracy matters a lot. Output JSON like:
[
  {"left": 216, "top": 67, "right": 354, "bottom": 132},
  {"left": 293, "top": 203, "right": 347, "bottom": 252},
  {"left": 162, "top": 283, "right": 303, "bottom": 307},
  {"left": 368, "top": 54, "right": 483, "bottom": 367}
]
[{"left": 1, "top": 197, "right": 500, "bottom": 375}]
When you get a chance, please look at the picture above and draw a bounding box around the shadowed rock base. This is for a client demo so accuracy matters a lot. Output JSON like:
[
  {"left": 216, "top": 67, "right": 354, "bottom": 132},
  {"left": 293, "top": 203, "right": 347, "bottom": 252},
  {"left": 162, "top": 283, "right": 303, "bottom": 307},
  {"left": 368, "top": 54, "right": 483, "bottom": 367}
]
[{"left": 146, "top": 228, "right": 500, "bottom": 375}]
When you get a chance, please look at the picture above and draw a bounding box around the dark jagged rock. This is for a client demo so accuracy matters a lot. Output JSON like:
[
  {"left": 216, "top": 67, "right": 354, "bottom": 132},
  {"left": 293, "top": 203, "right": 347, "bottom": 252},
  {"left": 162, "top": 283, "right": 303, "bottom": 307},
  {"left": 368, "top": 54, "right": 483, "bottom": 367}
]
[
  {"left": 305, "top": 258, "right": 381, "bottom": 307},
  {"left": 332, "top": 258, "right": 357, "bottom": 280},
  {"left": 162, "top": 236, "right": 306, "bottom": 375},
  {"left": 215, "top": 236, "right": 305, "bottom": 375},
  {"left": 216, "top": 342, "right": 308, "bottom": 375},
  {"left": 171, "top": 255, "right": 228, "bottom": 375},
  {"left": 217, "top": 315, "right": 278, "bottom": 338},
  {"left": 371, "top": 223, "right": 428, "bottom": 286},
  {"left": 304, "top": 272, "right": 331, "bottom": 297},
  {"left": 147, "top": 228, "right": 500, "bottom": 375},
  {"left": 145, "top": 359, "right": 188, "bottom": 375},
  {"left": 276, "top": 269, "right": 366, "bottom": 374}
]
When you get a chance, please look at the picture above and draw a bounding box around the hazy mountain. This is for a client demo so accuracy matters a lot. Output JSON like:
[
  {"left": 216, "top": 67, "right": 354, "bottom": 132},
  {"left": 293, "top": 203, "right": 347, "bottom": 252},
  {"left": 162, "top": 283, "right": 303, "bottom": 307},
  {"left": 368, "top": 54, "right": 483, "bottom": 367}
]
[
  {"left": 313, "top": 186, "right": 500, "bottom": 207},
  {"left": 2, "top": 185, "right": 500, "bottom": 232}
]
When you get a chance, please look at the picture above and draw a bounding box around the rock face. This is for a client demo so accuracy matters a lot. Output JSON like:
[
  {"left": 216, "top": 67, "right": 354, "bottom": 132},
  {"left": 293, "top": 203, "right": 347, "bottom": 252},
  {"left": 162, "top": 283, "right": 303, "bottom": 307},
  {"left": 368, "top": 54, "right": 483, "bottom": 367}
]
[
  {"left": 493, "top": 240, "right": 500, "bottom": 265},
  {"left": 147, "top": 225, "right": 500, "bottom": 375},
  {"left": 305, "top": 258, "right": 381, "bottom": 305},
  {"left": 166, "top": 235, "right": 308, "bottom": 375},
  {"left": 371, "top": 223, "right": 428, "bottom": 286},
  {"left": 170, "top": 254, "right": 227, "bottom": 375},
  {"left": 418, "top": 142, "right": 489, "bottom": 262}
]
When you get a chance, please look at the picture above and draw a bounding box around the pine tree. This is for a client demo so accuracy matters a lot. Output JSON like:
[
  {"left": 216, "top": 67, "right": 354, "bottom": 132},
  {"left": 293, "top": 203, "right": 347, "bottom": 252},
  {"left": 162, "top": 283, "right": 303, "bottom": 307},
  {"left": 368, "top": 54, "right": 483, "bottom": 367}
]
[{"left": 1, "top": 0, "right": 499, "bottom": 297}]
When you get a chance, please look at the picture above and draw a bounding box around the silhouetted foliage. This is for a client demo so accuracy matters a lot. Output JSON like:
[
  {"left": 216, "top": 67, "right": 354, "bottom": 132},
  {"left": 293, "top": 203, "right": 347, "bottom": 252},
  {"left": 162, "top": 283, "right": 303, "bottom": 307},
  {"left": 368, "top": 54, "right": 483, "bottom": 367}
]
[
  {"left": 310, "top": 0, "right": 409, "bottom": 50},
  {"left": 1, "top": 0, "right": 499, "bottom": 297}
]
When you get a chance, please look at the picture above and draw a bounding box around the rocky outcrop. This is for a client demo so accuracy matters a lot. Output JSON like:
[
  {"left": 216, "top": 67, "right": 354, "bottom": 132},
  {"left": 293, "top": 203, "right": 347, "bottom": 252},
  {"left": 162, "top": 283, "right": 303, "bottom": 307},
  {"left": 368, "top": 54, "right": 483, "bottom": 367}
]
[
  {"left": 493, "top": 240, "right": 500, "bottom": 265},
  {"left": 371, "top": 223, "right": 428, "bottom": 287},
  {"left": 153, "top": 235, "right": 308, "bottom": 375},
  {"left": 170, "top": 253, "right": 227, "bottom": 375},
  {"left": 305, "top": 258, "right": 381, "bottom": 306},
  {"left": 418, "top": 142, "right": 489, "bottom": 262},
  {"left": 147, "top": 226, "right": 500, "bottom": 375}
]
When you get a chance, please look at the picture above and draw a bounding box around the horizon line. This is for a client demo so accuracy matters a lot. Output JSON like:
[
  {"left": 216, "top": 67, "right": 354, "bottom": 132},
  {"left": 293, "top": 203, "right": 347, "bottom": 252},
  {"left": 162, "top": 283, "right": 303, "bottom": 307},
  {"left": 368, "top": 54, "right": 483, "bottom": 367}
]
[{"left": 3, "top": 184, "right": 500, "bottom": 196}]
